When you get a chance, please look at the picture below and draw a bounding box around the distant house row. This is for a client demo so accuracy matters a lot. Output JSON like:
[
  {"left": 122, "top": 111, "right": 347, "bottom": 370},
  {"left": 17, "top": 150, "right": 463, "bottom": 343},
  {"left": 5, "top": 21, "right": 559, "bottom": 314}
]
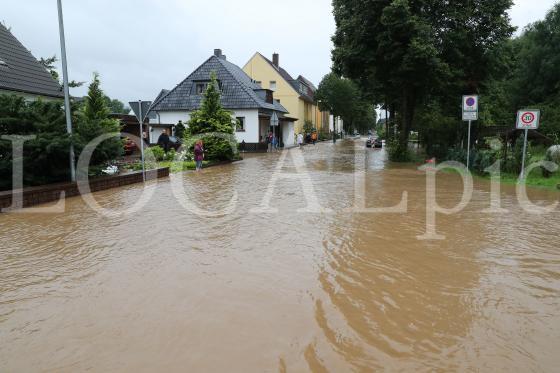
[
  {"left": 147, "top": 49, "right": 336, "bottom": 149},
  {"left": 0, "top": 22, "right": 336, "bottom": 150}
]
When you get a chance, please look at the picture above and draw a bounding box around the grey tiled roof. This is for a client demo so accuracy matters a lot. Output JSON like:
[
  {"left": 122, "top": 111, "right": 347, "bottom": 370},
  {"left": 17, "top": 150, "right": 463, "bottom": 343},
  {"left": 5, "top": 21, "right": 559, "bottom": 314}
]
[
  {"left": 259, "top": 53, "right": 316, "bottom": 103},
  {"left": 150, "top": 55, "right": 287, "bottom": 114},
  {"left": 0, "top": 24, "right": 64, "bottom": 98}
]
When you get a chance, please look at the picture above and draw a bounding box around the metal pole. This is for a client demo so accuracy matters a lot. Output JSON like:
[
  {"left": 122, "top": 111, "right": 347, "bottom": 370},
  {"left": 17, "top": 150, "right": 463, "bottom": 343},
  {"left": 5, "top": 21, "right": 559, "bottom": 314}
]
[
  {"left": 57, "top": 0, "right": 76, "bottom": 182},
  {"left": 138, "top": 100, "right": 146, "bottom": 181},
  {"left": 520, "top": 128, "right": 529, "bottom": 179},
  {"left": 466, "top": 120, "right": 472, "bottom": 169}
]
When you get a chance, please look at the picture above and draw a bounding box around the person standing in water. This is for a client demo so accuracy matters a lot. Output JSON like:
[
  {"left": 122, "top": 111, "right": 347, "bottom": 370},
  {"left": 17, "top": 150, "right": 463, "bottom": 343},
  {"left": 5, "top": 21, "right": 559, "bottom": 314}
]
[
  {"left": 297, "top": 133, "right": 304, "bottom": 149},
  {"left": 194, "top": 140, "right": 204, "bottom": 172}
]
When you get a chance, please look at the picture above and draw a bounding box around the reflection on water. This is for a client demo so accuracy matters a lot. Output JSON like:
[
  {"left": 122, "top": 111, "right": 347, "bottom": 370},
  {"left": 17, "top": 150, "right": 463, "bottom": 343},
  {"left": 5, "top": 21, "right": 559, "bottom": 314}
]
[{"left": 1, "top": 140, "right": 559, "bottom": 372}]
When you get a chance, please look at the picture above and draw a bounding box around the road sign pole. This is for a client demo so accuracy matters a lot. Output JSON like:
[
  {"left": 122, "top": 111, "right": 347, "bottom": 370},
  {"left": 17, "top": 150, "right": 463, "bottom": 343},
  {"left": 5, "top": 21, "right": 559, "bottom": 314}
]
[
  {"left": 520, "top": 128, "right": 529, "bottom": 179},
  {"left": 467, "top": 120, "right": 472, "bottom": 169},
  {"left": 138, "top": 100, "right": 146, "bottom": 181},
  {"left": 57, "top": 0, "right": 76, "bottom": 182}
]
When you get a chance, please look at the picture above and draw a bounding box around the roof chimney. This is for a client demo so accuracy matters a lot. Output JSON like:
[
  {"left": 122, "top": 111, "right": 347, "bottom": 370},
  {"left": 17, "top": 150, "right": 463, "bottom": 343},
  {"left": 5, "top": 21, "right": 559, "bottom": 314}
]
[
  {"left": 214, "top": 49, "right": 222, "bottom": 58},
  {"left": 272, "top": 53, "right": 279, "bottom": 68}
]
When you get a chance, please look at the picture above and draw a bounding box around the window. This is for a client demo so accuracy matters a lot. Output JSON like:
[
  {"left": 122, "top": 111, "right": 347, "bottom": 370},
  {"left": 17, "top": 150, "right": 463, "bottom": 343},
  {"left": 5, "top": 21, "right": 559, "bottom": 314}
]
[
  {"left": 195, "top": 80, "right": 222, "bottom": 94},
  {"left": 236, "top": 117, "right": 246, "bottom": 132},
  {"left": 269, "top": 81, "right": 277, "bottom": 91},
  {"left": 196, "top": 82, "right": 209, "bottom": 94},
  {"left": 255, "top": 81, "right": 262, "bottom": 86}
]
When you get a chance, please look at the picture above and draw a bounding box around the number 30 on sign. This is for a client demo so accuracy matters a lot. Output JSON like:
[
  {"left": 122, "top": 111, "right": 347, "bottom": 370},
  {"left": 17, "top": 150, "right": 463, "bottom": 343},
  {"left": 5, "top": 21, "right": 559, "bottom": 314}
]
[{"left": 516, "top": 110, "right": 540, "bottom": 130}]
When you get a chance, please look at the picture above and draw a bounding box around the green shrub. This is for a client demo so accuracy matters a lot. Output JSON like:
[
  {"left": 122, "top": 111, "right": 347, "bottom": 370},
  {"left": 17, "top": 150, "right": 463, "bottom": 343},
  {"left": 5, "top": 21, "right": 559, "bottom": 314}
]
[
  {"left": 147, "top": 145, "right": 165, "bottom": 161},
  {"left": 446, "top": 146, "right": 468, "bottom": 164},
  {"left": 164, "top": 148, "right": 176, "bottom": 162},
  {"left": 387, "top": 138, "right": 411, "bottom": 162},
  {"left": 503, "top": 137, "right": 527, "bottom": 174},
  {"left": 200, "top": 136, "right": 236, "bottom": 161}
]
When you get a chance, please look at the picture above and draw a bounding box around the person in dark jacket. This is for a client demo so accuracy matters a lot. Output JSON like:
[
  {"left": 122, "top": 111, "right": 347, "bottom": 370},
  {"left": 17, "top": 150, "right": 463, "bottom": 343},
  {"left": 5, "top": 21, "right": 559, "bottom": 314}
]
[{"left": 157, "top": 129, "right": 171, "bottom": 152}]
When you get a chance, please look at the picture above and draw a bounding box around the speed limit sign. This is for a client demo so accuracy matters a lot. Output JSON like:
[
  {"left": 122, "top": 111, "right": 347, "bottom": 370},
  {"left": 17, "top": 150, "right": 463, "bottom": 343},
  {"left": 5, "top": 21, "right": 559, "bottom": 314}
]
[{"left": 516, "top": 110, "right": 540, "bottom": 129}]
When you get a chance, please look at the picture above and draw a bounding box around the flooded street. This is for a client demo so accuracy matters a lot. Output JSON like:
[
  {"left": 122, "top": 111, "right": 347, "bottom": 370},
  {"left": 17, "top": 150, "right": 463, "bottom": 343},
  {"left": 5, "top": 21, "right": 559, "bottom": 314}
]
[{"left": 1, "top": 140, "right": 560, "bottom": 372}]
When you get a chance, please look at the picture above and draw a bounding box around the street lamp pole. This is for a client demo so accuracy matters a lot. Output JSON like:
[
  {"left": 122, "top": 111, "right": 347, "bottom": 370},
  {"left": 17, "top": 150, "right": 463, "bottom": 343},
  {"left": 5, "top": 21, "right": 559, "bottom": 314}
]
[{"left": 57, "top": 0, "right": 76, "bottom": 182}]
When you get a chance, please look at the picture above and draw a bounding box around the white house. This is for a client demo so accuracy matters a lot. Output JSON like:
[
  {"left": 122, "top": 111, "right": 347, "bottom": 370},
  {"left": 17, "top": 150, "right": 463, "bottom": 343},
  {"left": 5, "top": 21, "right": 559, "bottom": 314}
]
[{"left": 148, "top": 49, "right": 296, "bottom": 150}]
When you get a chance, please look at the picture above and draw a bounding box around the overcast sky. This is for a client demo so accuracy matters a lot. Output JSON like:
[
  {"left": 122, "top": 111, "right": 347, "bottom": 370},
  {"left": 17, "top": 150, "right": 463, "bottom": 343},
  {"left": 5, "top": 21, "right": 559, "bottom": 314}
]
[{"left": 2, "top": 0, "right": 558, "bottom": 104}]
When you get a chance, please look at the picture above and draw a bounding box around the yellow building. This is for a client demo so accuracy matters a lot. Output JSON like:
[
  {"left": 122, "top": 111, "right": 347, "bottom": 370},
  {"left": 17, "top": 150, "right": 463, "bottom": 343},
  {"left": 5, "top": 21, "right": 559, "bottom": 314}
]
[{"left": 243, "top": 52, "right": 330, "bottom": 135}]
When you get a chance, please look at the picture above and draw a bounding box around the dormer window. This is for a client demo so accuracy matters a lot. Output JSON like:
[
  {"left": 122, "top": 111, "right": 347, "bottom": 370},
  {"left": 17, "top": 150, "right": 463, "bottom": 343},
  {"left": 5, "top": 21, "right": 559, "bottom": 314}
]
[
  {"left": 195, "top": 80, "right": 222, "bottom": 95},
  {"left": 196, "top": 82, "right": 208, "bottom": 94}
]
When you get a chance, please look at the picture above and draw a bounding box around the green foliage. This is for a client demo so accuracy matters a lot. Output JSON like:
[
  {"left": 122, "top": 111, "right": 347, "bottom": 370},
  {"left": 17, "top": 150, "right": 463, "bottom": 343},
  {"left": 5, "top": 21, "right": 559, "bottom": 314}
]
[
  {"left": 165, "top": 148, "right": 177, "bottom": 162},
  {"left": 0, "top": 95, "right": 73, "bottom": 190},
  {"left": 104, "top": 97, "right": 129, "bottom": 114},
  {"left": 502, "top": 137, "right": 527, "bottom": 174},
  {"left": 83, "top": 73, "right": 110, "bottom": 121},
  {"left": 175, "top": 121, "right": 186, "bottom": 138},
  {"left": 302, "top": 120, "right": 314, "bottom": 134},
  {"left": 332, "top": 0, "right": 514, "bottom": 160},
  {"left": 75, "top": 73, "right": 122, "bottom": 166},
  {"left": 200, "top": 136, "right": 236, "bottom": 161},
  {"left": 185, "top": 72, "right": 237, "bottom": 161},
  {"left": 415, "top": 101, "right": 459, "bottom": 159},
  {"left": 39, "top": 55, "right": 84, "bottom": 88},
  {"left": 186, "top": 72, "right": 235, "bottom": 135},
  {"left": 146, "top": 146, "right": 177, "bottom": 163},
  {"left": 446, "top": 146, "right": 468, "bottom": 165},
  {"left": 387, "top": 137, "right": 411, "bottom": 162},
  {"left": 315, "top": 73, "right": 376, "bottom": 133},
  {"left": 0, "top": 80, "right": 122, "bottom": 190},
  {"left": 147, "top": 145, "right": 166, "bottom": 162}
]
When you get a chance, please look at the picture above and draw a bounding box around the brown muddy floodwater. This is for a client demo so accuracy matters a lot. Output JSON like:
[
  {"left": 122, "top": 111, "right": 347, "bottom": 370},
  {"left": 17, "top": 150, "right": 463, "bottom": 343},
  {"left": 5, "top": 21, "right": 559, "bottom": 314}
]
[{"left": 1, "top": 140, "right": 560, "bottom": 372}]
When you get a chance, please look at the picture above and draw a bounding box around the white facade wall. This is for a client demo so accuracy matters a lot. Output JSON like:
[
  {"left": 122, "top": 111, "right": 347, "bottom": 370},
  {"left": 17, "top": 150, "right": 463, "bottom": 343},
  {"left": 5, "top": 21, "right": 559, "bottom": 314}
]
[
  {"left": 150, "top": 109, "right": 260, "bottom": 144},
  {"left": 232, "top": 109, "right": 259, "bottom": 143}
]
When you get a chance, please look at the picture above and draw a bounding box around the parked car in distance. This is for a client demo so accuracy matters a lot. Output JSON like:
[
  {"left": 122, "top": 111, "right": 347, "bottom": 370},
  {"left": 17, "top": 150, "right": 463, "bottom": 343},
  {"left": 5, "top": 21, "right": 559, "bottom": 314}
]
[
  {"left": 366, "top": 136, "right": 374, "bottom": 148},
  {"left": 374, "top": 138, "right": 383, "bottom": 149}
]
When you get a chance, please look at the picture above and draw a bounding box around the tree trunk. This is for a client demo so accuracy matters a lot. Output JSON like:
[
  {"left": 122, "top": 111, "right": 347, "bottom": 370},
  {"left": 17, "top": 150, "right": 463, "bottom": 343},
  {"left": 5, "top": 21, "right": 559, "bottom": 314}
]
[
  {"left": 389, "top": 105, "right": 396, "bottom": 139},
  {"left": 399, "top": 88, "right": 416, "bottom": 152}
]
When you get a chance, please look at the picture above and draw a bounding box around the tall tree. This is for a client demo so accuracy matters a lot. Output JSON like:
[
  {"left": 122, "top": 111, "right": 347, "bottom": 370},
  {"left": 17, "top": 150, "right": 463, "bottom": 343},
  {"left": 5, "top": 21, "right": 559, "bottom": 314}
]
[
  {"left": 332, "top": 0, "right": 514, "bottom": 159},
  {"left": 186, "top": 72, "right": 237, "bottom": 161},
  {"left": 510, "top": 3, "right": 560, "bottom": 138},
  {"left": 104, "top": 96, "right": 130, "bottom": 114},
  {"left": 316, "top": 73, "right": 376, "bottom": 132},
  {"left": 75, "top": 73, "right": 122, "bottom": 166},
  {"left": 83, "top": 72, "right": 110, "bottom": 121}
]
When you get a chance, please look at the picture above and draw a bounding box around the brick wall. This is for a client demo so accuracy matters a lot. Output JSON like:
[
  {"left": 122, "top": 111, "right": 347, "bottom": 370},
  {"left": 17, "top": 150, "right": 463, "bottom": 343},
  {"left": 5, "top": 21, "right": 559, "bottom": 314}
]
[{"left": 0, "top": 168, "right": 169, "bottom": 212}]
